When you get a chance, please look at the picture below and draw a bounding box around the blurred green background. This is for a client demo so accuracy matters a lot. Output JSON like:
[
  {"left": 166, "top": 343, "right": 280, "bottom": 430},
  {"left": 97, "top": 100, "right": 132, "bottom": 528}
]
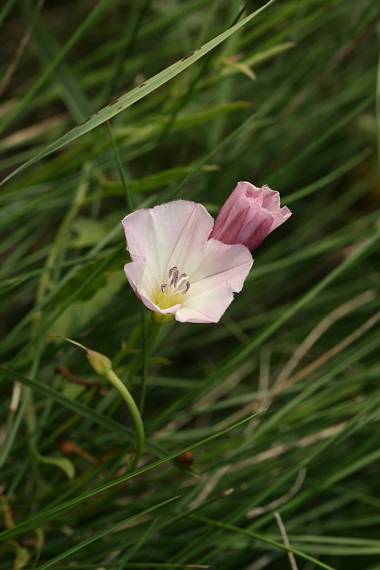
[{"left": 1, "top": 1, "right": 380, "bottom": 569}]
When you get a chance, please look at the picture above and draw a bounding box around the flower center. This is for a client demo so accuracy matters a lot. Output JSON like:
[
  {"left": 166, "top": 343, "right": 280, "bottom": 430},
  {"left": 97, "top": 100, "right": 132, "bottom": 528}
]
[
  {"left": 152, "top": 266, "right": 191, "bottom": 310},
  {"left": 161, "top": 266, "right": 190, "bottom": 295}
]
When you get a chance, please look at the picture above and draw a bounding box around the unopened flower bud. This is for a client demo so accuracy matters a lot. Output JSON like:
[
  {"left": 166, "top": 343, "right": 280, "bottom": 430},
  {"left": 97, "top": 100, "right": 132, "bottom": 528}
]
[
  {"left": 211, "top": 181, "right": 292, "bottom": 252},
  {"left": 86, "top": 349, "right": 112, "bottom": 376}
]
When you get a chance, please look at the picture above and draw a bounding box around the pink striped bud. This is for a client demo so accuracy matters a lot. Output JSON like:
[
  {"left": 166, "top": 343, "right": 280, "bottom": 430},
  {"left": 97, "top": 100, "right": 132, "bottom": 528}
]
[{"left": 211, "top": 181, "right": 292, "bottom": 251}]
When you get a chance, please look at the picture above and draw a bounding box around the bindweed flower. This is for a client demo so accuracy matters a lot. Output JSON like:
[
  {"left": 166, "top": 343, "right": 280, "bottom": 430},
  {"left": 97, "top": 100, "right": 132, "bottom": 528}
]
[
  {"left": 210, "top": 181, "right": 292, "bottom": 251},
  {"left": 122, "top": 200, "right": 253, "bottom": 323}
]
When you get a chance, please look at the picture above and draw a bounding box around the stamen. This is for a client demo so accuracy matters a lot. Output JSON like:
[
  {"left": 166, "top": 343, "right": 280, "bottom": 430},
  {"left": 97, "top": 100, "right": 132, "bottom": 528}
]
[
  {"left": 168, "top": 266, "right": 179, "bottom": 287},
  {"left": 160, "top": 266, "right": 191, "bottom": 296}
]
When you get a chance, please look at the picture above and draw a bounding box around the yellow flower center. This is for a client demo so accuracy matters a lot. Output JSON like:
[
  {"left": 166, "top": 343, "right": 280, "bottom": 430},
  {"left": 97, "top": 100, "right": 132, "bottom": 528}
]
[{"left": 152, "top": 266, "right": 190, "bottom": 310}]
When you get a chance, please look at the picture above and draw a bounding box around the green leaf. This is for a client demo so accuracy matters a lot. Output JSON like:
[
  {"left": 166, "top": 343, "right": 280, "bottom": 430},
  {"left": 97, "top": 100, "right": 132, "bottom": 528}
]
[
  {"left": 33, "top": 451, "right": 76, "bottom": 480},
  {"left": 0, "top": 0, "right": 277, "bottom": 187},
  {"left": 22, "top": 0, "right": 92, "bottom": 122},
  {"left": 34, "top": 496, "right": 181, "bottom": 569},
  {"left": 0, "top": 412, "right": 258, "bottom": 543},
  {"left": 70, "top": 217, "right": 109, "bottom": 249},
  {"left": 0, "top": 366, "right": 134, "bottom": 442},
  {"left": 52, "top": 270, "right": 124, "bottom": 337},
  {"left": 12, "top": 541, "right": 30, "bottom": 570}
]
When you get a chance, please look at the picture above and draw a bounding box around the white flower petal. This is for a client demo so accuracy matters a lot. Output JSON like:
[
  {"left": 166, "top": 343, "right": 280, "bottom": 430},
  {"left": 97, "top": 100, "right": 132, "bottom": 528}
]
[
  {"left": 190, "top": 239, "right": 253, "bottom": 293},
  {"left": 175, "top": 239, "right": 253, "bottom": 323},
  {"left": 124, "top": 261, "right": 180, "bottom": 314},
  {"left": 122, "top": 200, "right": 214, "bottom": 287},
  {"left": 175, "top": 282, "right": 234, "bottom": 323}
]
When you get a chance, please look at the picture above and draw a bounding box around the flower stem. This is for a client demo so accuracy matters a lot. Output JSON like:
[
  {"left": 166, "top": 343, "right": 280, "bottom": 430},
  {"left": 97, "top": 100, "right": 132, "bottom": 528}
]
[
  {"left": 139, "top": 316, "right": 166, "bottom": 413},
  {"left": 139, "top": 307, "right": 148, "bottom": 413},
  {"left": 105, "top": 369, "right": 144, "bottom": 469}
]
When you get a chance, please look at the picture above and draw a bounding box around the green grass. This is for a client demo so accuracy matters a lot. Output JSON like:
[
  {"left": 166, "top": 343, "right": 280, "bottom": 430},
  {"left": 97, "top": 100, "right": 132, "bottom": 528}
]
[{"left": 0, "top": 1, "right": 380, "bottom": 569}]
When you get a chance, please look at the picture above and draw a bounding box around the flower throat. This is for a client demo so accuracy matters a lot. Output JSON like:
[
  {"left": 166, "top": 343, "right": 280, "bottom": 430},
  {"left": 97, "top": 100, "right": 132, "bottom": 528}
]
[{"left": 153, "top": 266, "right": 190, "bottom": 310}]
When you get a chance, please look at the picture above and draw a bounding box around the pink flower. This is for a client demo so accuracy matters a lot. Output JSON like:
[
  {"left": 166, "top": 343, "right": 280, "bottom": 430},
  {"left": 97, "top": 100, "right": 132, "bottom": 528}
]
[
  {"left": 122, "top": 200, "right": 253, "bottom": 324},
  {"left": 210, "top": 181, "right": 292, "bottom": 251}
]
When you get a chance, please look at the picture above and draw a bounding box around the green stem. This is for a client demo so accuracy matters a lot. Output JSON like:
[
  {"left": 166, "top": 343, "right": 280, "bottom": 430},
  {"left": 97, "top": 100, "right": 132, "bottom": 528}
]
[
  {"left": 139, "top": 316, "right": 165, "bottom": 412},
  {"left": 105, "top": 369, "right": 144, "bottom": 469},
  {"left": 139, "top": 307, "right": 148, "bottom": 413}
]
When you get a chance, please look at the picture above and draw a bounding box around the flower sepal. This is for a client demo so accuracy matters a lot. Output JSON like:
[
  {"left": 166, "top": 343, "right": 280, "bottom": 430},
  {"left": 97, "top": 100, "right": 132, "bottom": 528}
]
[{"left": 152, "top": 312, "right": 175, "bottom": 325}]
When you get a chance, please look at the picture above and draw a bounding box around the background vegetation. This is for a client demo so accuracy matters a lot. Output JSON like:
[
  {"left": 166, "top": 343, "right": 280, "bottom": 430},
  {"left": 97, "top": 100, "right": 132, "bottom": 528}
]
[{"left": 1, "top": 0, "right": 380, "bottom": 568}]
